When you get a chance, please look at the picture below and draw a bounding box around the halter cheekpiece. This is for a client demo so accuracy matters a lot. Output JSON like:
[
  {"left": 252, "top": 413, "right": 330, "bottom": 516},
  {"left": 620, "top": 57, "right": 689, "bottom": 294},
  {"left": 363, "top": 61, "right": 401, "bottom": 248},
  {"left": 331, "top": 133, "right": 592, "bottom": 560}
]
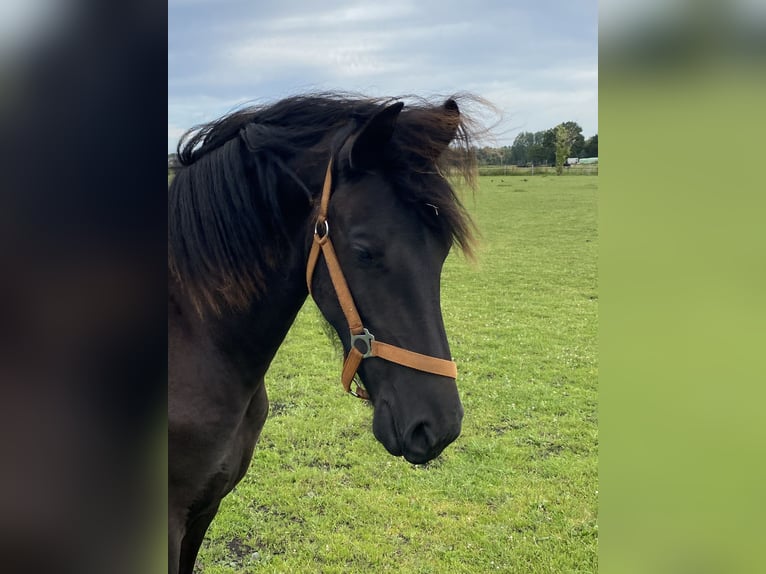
[{"left": 305, "top": 158, "right": 458, "bottom": 400}]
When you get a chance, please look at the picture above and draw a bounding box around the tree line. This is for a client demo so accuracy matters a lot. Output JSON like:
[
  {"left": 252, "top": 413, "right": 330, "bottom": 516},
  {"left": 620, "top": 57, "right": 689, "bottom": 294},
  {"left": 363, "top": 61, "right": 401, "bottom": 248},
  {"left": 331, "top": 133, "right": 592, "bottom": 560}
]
[{"left": 475, "top": 122, "right": 598, "bottom": 171}]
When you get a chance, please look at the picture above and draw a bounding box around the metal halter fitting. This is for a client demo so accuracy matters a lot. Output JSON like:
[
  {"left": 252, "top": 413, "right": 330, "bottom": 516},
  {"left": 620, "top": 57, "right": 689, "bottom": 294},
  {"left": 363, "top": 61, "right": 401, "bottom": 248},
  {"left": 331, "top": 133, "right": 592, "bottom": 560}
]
[{"left": 305, "top": 159, "right": 458, "bottom": 400}]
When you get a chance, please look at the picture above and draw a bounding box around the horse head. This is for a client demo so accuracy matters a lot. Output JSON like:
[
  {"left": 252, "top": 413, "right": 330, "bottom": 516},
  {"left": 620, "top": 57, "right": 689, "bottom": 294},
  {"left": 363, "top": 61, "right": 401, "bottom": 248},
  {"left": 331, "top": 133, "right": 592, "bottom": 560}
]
[{"left": 307, "top": 99, "right": 472, "bottom": 464}]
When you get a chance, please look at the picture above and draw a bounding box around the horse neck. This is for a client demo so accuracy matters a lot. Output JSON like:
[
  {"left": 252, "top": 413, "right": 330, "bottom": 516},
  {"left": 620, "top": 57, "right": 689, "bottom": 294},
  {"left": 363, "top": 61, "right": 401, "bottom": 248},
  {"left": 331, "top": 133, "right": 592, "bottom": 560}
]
[
  {"left": 169, "top": 148, "right": 330, "bottom": 383},
  {"left": 206, "top": 239, "right": 309, "bottom": 382}
]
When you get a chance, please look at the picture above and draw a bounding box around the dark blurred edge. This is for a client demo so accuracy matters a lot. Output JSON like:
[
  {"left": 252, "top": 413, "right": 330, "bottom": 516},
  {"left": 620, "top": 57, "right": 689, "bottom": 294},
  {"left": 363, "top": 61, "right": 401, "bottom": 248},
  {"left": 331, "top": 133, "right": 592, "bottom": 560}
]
[
  {"left": 600, "top": 4, "right": 765, "bottom": 574},
  {"left": 0, "top": 2, "right": 167, "bottom": 573}
]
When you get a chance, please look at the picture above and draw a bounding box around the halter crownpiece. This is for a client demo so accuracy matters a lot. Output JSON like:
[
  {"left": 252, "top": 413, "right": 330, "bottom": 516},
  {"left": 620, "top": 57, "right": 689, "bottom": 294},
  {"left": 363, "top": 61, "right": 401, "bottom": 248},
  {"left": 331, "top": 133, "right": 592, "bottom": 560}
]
[{"left": 306, "top": 158, "right": 458, "bottom": 400}]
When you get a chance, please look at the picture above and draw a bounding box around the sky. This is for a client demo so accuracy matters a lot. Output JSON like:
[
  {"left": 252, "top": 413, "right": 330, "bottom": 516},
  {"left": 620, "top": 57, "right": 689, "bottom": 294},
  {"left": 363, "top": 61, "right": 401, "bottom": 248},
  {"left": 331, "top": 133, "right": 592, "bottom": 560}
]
[{"left": 168, "top": 0, "right": 598, "bottom": 154}]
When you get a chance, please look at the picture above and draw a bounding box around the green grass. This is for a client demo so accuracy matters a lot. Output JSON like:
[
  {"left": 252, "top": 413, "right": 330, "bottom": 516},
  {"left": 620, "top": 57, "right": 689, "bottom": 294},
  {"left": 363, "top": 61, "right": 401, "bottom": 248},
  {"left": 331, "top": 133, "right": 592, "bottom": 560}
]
[{"left": 195, "top": 175, "right": 598, "bottom": 573}]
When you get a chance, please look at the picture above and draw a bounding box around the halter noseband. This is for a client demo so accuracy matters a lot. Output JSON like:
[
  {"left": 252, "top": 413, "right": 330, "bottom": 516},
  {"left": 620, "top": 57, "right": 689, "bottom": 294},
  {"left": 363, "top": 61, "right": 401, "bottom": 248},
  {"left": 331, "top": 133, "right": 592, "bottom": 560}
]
[{"left": 305, "top": 159, "right": 458, "bottom": 400}]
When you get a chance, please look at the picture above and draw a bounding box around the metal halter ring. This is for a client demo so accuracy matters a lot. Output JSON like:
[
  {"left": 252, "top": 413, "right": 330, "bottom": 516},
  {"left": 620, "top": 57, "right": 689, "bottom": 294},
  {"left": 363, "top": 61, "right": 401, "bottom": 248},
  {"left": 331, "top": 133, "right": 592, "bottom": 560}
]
[
  {"left": 349, "top": 376, "right": 368, "bottom": 399},
  {"left": 314, "top": 218, "right": 329, "bottom": 239},
  {"left": 350, "top": 328, "right": 375, "bottom": 358}
]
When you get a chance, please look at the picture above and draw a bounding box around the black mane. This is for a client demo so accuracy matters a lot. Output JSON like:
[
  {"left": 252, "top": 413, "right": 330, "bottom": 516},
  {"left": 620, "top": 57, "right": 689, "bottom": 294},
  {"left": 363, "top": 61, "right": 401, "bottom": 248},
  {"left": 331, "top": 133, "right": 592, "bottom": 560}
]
[{"left": 169, "top": 93, "right": 483, "bottom": 315}]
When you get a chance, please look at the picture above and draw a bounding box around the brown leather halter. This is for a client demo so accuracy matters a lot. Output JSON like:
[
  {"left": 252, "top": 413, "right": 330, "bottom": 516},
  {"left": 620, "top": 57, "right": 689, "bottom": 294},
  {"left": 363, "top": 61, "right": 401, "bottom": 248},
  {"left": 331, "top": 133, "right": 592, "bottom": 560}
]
[{"left": 306, "top": 159, "right": 458, "bottom": 400}]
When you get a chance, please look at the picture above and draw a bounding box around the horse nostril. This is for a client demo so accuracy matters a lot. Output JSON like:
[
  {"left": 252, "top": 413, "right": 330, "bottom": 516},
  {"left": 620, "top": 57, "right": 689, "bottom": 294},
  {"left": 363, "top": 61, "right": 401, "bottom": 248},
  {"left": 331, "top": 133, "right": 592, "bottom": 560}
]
[{"left": 403, "top": 422, "right": 437, "bottom": 464}]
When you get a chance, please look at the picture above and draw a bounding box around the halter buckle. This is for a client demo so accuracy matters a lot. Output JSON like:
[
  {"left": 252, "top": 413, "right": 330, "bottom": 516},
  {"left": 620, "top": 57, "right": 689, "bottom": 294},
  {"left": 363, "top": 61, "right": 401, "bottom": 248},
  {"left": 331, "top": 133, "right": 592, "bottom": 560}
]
[{"left": 350, "top": 328, "right": 375, "bottom": 358}]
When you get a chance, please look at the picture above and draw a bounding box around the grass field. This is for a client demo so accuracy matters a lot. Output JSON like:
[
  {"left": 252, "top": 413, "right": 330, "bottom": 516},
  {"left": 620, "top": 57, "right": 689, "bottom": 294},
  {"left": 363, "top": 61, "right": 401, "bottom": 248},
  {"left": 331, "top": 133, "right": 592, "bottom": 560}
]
[{"left": 194, "top": 174, "right": 598, "bottom": 573}]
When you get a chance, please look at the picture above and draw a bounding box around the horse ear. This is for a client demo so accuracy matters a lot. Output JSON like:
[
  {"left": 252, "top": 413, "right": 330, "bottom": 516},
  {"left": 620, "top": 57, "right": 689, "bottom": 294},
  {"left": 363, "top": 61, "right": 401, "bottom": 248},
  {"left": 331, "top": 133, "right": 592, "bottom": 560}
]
[
  {"left": 347, "top": 101, "right": 404, "bottom": 171},
  {"left": 432, "top": 98, "right": 461, "bottom": 155}
]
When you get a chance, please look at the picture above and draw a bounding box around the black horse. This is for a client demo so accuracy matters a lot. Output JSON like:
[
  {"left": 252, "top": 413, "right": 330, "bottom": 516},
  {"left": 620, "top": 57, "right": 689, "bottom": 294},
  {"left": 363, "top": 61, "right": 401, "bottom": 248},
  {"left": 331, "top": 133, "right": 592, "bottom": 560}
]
[{"left": 168, "top": 93, "right": 480, "bottom": 574}]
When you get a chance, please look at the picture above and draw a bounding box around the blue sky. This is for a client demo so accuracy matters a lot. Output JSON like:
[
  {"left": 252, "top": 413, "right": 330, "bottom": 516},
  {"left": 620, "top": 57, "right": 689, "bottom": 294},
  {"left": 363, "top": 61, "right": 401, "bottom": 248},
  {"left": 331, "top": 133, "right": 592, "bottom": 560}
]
[{"left": 168, "top": 0, "right": 597, "bottom": 153}]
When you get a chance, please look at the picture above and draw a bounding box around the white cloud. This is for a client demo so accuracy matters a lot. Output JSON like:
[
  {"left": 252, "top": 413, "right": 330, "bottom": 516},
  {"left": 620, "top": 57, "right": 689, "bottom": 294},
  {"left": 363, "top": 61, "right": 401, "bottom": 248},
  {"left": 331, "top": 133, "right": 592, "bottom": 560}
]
[
  {"left": 228, "top": 34, "right": 402, "bottom": 78},
  {"left": 265, "top": 2, "right": 415, "bottom": 31},
  {"left": 168, "top": 1, "right": 598, "bottom": 151}
]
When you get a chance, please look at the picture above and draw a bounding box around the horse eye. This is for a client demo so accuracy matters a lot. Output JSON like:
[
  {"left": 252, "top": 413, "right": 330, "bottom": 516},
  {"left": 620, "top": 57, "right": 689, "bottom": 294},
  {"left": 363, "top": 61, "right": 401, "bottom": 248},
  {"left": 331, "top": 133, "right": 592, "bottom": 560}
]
[
  {"left": 355, "top": 247, "right": 374, "bottom": 262},
  {"left": 352, "top": 244, "right": 381, "bottom": 265}
]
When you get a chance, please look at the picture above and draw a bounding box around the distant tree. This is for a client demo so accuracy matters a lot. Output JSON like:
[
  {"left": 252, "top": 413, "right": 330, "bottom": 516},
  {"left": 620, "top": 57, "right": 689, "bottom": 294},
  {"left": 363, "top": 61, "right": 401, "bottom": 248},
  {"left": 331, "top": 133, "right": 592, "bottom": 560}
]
[
  {"left": 529, "top": 140, "right": 546, "bottom": 165},
  {"left": 554, "top": 121, "right": 583, "bottom": 174},
  {"left": 528, "top": 129, "right": 555, "bottom": 166},
  {"left": 509, "top": 130, "right": 554, "bottom": 166},
  {"left": 475, "top": 145, "right": 514, "bottom": 166},
  {"left": 541, "top": 129, "right": 556, "bottom": 165},
  {"left": 582, "top": 134, "right": 598, "bottom": 158},
  {"left": 499, "top": 145, "right": 513, "bottom": 165},
  {"left": 570, "top": 131, "right": 586, "bottom": 158},
  {"left": 168, "top": 153, "right": 180, "bottom": 168},
  {"left": 510, "top": 131, "right": 534, "bottom": 165},
  {"left": 475, "top": 146, "right": 492, "bottom": 165},
  {"left": 478, "top": 123, "right": 592, "bottom": 170}
]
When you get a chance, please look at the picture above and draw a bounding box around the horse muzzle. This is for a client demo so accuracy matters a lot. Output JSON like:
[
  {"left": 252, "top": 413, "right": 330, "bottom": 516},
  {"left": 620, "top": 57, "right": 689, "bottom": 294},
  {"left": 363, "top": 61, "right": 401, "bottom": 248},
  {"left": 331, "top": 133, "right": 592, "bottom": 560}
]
[{"left": 372, "top": 396, "right": 463, "bottom": 464}]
